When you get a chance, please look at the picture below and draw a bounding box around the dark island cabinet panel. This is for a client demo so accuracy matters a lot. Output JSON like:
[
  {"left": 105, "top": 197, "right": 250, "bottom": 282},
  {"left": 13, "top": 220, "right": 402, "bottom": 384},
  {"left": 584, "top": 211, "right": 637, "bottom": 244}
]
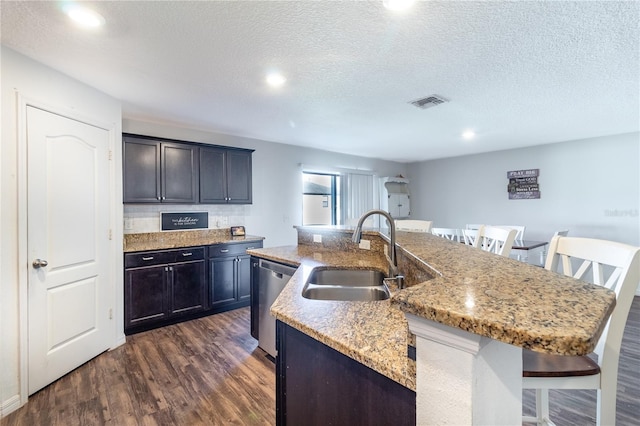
[
  {"left": 276, "top": 321, "right": 416, "bottom": 426},
  {"left": 124, "top": 133, "right": 253, "bottom": 205}
]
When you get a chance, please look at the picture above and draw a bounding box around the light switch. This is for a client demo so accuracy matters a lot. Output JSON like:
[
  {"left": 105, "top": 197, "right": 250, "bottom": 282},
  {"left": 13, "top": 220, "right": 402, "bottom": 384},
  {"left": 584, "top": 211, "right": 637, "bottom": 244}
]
[{"left": 313, "top": 234, "right": 322, "bottom": 243}]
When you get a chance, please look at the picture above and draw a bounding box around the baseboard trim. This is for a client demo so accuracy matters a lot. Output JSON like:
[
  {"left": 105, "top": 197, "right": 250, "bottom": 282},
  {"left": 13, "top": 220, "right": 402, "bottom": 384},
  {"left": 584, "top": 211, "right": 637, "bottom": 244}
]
[{"left": 1, "top": 394, "right": 24, "bottom": 419}]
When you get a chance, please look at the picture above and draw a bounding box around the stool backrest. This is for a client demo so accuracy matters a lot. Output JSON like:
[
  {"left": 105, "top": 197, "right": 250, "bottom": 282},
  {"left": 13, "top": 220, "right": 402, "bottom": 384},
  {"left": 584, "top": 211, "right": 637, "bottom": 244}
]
[
  {"left": 432, "top": 227, "right": 460, "bottom": 242},
  {"left": 395, "top": 220, "right": 432, "bottom": 233},
  {"left": 544, "top": 236, "right": 640, "bottom": 368},
  {"left": 474, "top": 225, "right": 517, "bottom": 257}
]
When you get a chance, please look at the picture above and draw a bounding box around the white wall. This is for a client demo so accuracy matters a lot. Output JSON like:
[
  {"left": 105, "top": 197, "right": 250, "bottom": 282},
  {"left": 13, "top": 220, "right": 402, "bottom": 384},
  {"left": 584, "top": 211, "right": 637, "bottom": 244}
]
[
  {"left": 123, "top": 119, "right": 409, "bottom": 247},
  {"left": 1, "top": 47, "right": 123, "bottom": 416},
  {"left": 407, "top": 132, "right": 639, "bottom": 246}
]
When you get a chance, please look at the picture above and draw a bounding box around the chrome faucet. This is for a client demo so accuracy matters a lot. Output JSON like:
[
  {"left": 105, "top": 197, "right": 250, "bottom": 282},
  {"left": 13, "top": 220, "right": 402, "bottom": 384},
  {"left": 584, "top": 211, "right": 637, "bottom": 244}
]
[{"left": 351, "top": 209, "right": 405, "bottom": 289}]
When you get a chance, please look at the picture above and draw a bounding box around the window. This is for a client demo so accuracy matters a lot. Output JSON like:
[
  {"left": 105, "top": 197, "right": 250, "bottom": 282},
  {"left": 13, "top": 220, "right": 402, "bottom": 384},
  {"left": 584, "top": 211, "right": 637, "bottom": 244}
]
[{"left": 302, "top": 172, "right": 340, "bottom": 225}]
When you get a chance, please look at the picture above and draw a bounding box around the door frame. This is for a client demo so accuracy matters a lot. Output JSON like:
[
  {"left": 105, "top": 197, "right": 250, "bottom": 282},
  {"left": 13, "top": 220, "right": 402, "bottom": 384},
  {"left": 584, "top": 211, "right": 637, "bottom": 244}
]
[{"left": 15, "top": 92, "right": 124, "bottom": 406}]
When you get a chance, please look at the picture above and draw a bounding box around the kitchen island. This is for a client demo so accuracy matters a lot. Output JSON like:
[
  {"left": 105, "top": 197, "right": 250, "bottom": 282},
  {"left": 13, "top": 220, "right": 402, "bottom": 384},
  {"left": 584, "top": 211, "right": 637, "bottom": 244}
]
[{"left": 248, "top": 225, "right": 616, "bottom": 425}]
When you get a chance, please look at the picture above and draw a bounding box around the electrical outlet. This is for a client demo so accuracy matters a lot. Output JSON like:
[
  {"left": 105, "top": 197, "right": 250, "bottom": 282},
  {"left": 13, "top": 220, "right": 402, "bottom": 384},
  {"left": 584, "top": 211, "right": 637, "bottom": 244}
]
[
  {"left": 313, "top": 234, "right": 322, "bottom": 243},
  {"left": 384, "top": 245, "right": 388, "bottom": 256},
  {"left": 359, "top": 239, "right": 371, "bottom": 250},
  {"left": 124, "top": 218, "right": 133, "bottom": 230}
]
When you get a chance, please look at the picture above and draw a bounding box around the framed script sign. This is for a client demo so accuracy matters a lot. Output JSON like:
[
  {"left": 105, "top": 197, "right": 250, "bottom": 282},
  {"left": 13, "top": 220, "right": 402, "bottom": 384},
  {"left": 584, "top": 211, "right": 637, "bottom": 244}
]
[{"left": 161, "top": 212, "right": 208, "bottom": 230}]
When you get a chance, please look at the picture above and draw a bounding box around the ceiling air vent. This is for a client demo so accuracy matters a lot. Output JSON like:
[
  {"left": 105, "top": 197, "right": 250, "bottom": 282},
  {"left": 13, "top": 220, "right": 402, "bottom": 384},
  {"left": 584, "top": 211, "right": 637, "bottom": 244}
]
[{"left": 409, "top": 94, "right": 449, "bottom": 109}]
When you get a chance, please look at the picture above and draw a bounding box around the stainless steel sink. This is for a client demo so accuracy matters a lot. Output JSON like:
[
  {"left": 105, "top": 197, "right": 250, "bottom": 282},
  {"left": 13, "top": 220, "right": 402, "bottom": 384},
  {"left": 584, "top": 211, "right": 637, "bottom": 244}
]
[{"left": 301, "top": 269, "right": 391, "bottom": 301}]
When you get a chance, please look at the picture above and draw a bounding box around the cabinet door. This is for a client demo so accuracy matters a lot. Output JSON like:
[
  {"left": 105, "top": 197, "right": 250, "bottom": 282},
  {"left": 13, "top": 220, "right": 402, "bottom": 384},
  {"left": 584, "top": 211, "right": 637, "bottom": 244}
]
[
  {"left": 226, "top": 150, "right": 252, "bottom": 204},
  {"left": 162, "top": 142, "right": 199, "bottom": 203},
  {"left": 125, "top": 265, "right": 167, "bottom": 329},
  {"left": 169, "top": 260, "right": 206, "bottom": 316},
  {"left": 199, "top": 146, "right": 227, "bottom": 203},
  {"left": 236, "top": 254, "right": 251, "bottom": 302},
  {"left": 123, "top": 138, "right": 161, "bottom": 203},
  {"left": 210, "top": 257, "right": 236, "bottom": 307}
]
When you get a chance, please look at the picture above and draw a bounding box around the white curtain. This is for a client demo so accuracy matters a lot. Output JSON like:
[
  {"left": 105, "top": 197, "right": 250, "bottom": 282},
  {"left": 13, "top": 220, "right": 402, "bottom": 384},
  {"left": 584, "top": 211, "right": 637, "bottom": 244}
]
[{"left": 343, "top": 173, "right": 379, "bottom": 226}]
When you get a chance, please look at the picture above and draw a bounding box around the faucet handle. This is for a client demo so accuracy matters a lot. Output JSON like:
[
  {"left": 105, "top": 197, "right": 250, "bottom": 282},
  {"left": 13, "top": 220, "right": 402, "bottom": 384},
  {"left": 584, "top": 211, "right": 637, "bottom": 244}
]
[{"left": 383, "top": 275, "right": 405, "bottom": 290}]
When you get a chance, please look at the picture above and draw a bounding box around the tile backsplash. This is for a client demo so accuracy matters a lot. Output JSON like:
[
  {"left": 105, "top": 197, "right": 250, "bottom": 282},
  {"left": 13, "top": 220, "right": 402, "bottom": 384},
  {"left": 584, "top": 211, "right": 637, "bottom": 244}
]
[{"left": 124, "top": 204, "right": 246, "bottom": 234}]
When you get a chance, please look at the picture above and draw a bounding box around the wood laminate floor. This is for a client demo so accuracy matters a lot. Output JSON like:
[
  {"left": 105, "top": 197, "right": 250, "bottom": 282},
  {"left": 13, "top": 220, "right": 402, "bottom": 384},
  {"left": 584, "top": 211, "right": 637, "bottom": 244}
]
[
  {"left": 2, "top": 307, "right": 275, "bottom": 426},
  {"left": 2, "top": 298, "right": 639, "bottom": 426}
]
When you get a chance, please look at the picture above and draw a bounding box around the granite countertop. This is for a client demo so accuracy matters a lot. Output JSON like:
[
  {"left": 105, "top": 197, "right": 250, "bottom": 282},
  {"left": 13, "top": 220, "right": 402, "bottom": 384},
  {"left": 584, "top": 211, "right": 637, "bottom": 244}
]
[
  {"left": 248, "top": 227, "right": 616, "bottom": 391},
  {"left": 248, "top": 244, "right": 417, "bottom": 390},
  {"left": 124, "top": 229, "right": 265, "bottom": 252}
]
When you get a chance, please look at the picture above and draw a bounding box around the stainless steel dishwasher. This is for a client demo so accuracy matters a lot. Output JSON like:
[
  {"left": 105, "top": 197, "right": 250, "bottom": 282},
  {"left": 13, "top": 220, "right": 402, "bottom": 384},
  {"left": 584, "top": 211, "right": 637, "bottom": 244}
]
[{"left": 258, "top": 258, "right": 297, "bottom": 358}]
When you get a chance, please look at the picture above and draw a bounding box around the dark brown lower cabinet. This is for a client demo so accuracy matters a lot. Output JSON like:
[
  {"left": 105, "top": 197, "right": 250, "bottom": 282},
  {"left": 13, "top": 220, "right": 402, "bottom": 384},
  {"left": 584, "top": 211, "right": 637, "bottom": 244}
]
[
  {"left": 276, "top": 321, "right": 416, "bottom": 426},
  {"left": 125, "top": 247, "right": 206, "bottom": 334},
  {"left": 125, "top": 241, "right": 262, "bottom": 335},
  {"left": 125, "top": 265, "right": 168, "bottom": 327},
  {"left": 208, "top": 242, "right": 260, "bottom": 313}
]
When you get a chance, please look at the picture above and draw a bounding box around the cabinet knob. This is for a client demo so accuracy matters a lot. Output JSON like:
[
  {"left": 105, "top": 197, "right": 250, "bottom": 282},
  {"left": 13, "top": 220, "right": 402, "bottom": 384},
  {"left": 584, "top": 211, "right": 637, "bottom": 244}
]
[
  {"left": 182, "top": 252, "right": 192, "bottom": 257},
  {"left": 142, "top": 256, "right": 154, "bottom": 261},
  {"left": 220, "top": 249, "right": 229, "bottom": 253}
]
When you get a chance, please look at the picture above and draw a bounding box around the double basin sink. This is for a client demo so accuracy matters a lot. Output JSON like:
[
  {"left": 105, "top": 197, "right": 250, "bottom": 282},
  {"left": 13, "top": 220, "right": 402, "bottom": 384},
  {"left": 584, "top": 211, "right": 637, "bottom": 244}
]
[{"left": 302, "top": 268, "right": 391, "bottom": 301}]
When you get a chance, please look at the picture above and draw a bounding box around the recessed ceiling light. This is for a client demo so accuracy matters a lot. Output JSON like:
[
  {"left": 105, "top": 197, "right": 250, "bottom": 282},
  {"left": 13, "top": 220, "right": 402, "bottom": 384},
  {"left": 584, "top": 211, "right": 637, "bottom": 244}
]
[
  {"left": 266, "top": 73, "right": 286, "bottom": 87},
  {"left": 64, "top": 5, "right": 105, "bottom": 28},
  {"left": 383, "top": 0, "right": 416, "bottom": 12},
  {"left": 462, "top": 130, "right": 476, "bottom": 140}
]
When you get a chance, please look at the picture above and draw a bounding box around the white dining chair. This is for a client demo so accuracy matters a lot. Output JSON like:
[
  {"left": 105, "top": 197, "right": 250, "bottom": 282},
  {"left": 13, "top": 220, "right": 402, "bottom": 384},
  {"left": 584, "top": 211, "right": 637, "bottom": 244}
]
[
  {"left": 473, "top": 225, "right": 517, "bottom": 257},
  {"left": 465, "top": 223, "right": 483, "bottom": 230},
  {"left": 496, "top": 225, "right": 526, "bottom": 240},
  {"left": 395, "top": 220, "right": 432, "bottom": 233},
  {"left": 495, "top": 226, "right": 526, "bottom": 260},
  {"left": 431, "top": 227, "right": 460, "bottom": 242},
  {"left": 522, "top": 236, "right": 640, "bottom": 426},
  {"left": 462, "top": 228, "right": 480, "bottom": 246}
]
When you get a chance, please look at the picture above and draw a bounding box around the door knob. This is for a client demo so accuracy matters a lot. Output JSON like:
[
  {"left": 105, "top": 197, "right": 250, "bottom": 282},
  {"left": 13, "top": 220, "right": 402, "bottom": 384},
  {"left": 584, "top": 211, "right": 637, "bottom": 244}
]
[{"left": 32, "top": 259, "right": 48, "bottom": 269}]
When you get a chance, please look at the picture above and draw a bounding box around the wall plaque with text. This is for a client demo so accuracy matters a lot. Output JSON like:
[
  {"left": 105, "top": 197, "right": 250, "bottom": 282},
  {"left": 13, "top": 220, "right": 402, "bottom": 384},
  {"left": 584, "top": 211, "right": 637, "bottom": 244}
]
[
  {"left": 161, "top": 212, "right": 208, "bottom": 230},
  {"left": 507, "top": 169, "right": 540, "bottom": 199}
]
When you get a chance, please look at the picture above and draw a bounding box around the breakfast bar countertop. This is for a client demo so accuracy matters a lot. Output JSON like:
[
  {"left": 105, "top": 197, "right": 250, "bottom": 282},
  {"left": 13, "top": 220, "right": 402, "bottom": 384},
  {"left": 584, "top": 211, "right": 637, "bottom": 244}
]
[{"left": 248, "top": 227, "right": 616, "bottom": 391}]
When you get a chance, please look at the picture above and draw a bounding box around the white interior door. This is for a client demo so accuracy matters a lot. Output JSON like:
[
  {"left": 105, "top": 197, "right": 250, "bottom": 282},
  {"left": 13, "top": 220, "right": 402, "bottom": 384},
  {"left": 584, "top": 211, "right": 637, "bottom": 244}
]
[{"left": 27, "top": 106, "right": 111, "bottom": 395}]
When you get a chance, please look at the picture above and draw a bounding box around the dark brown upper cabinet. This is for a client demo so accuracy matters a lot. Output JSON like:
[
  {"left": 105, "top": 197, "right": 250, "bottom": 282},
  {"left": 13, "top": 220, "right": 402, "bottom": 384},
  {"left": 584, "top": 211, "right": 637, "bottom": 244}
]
[
  {"left": 123, "top": 135, "right": 199, "bottom": 203},
  {"left": 199, "top": 147, "right": 252, "bottom": 204},
  {"left": 123, "top": 134, "right": 253, "bottom": 205}
]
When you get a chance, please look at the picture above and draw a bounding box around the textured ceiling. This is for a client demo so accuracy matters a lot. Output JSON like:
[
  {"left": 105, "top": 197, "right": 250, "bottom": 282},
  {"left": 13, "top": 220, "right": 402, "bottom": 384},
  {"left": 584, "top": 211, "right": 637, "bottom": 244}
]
[{"left": 1, "top": 1, "right": 638, "bottom": 162}]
